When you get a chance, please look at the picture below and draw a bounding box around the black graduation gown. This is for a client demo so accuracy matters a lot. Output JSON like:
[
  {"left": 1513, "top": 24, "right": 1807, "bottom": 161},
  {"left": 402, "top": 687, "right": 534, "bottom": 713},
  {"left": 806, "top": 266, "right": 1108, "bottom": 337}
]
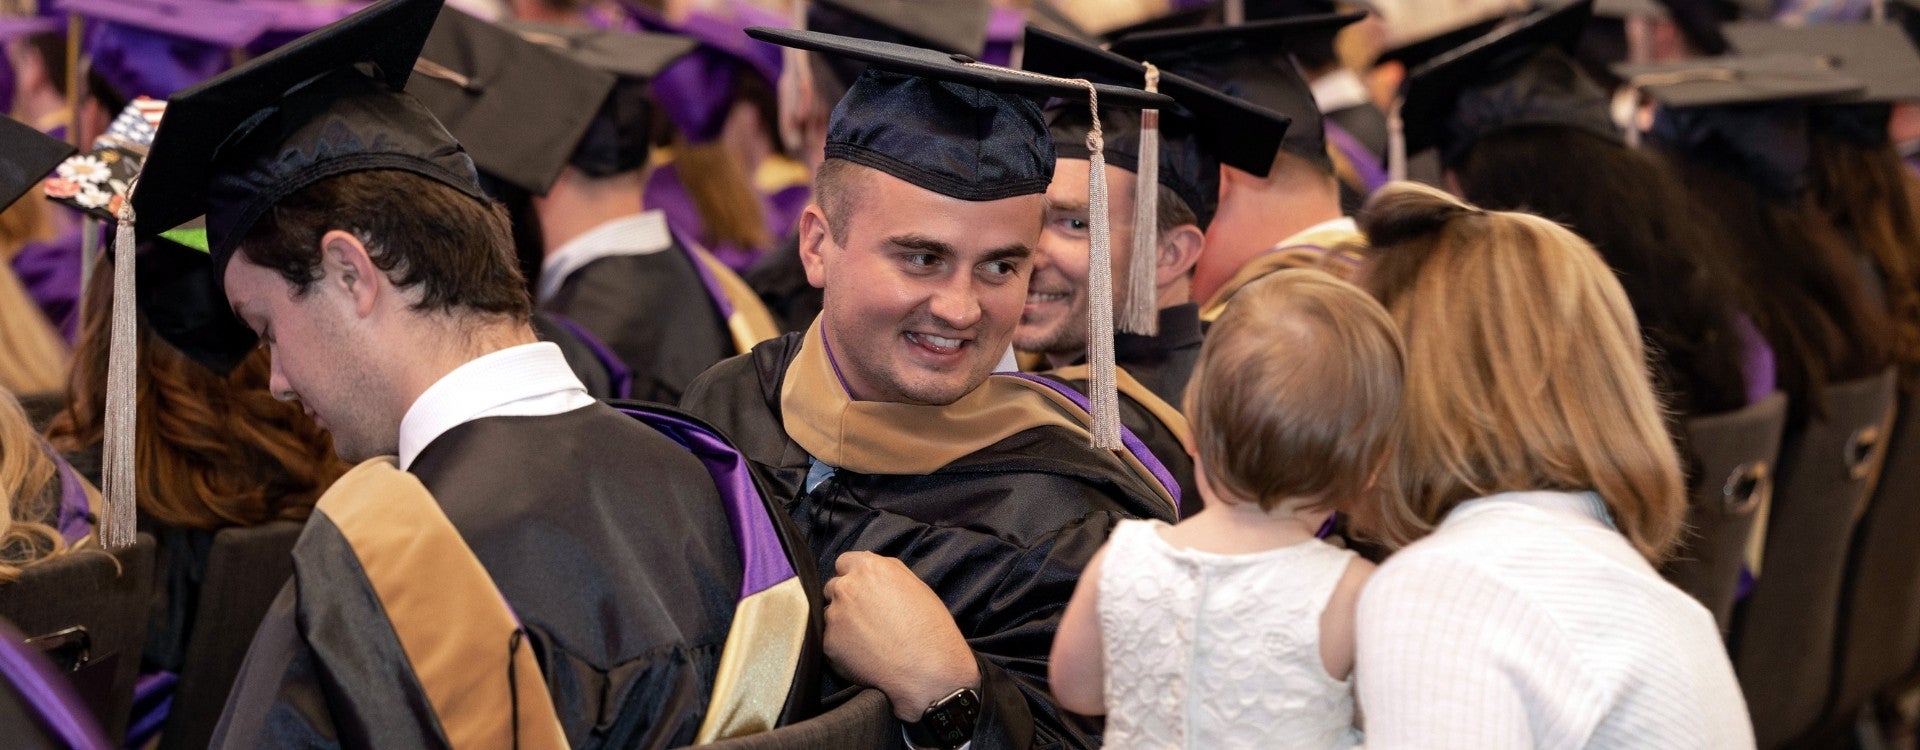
[
  {"left": 680, "top": 333, "right": 1177, "bottom": 750},
  {"left": 540, "top": 242, "right": 735, "bottom": 404},
  {"left": 741, "top": 235, "right": 823, "bottom": 335},
  {"left": 1109, "top": 303, "right": 1203, "bottom": 408},
  {"left": 532, "top": 312, "right": 619, "bottom": 399},
  {"left": 212, "top": 404, "right": 744, "bottom": 749}
]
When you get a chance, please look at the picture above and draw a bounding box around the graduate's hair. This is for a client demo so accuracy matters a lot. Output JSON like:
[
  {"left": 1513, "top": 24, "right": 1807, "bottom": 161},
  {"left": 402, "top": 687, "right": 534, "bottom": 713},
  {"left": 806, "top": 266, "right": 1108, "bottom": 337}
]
[
  {"left": 0, "top": 389, "right": 82, "bottom": 583},
  {"left": 1659, "top": 148, "right": 1894, "bottom": 425},
  {"left": 238, "top": 170, "right": 531, "bottom": 322},
  {"left": 47, "top": 255, "right": 347, "bottom": 529},
  {"left": 1358, "top": 182, "right": 1687, "bottom": 563},
  {"left": 1186, "top": 268, "right": 1405, "bottom": 517},
  {"left": 1454, "top": 125, "right": 1753, "bottom": 416},
  {"left": 0, "top": 195, "right": 68, "bottom": 395},
  {"left": 1808, "top": 132, "right": 1920, "bottom": 393}
]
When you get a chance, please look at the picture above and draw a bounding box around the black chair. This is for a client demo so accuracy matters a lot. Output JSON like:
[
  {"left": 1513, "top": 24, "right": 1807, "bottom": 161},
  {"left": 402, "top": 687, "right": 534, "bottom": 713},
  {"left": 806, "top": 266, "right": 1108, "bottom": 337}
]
[
  {"left": 0, "top": 535, "right": 157, "bottom": 744},
  {"left": 157, "top": 520, "right": 303, "bottom": 750},
  {"left": 700, "top": 689, "right": 899, "bottom": 750},
  {"left": 1813, "top": 390, "right": 1920, "bottom": 745},
  {"left": 1732, "top": 368, "right": 1898, "bottom": 749},
  {"left": 1664, "top": 392, "right": 1788, "bottom": 634}
]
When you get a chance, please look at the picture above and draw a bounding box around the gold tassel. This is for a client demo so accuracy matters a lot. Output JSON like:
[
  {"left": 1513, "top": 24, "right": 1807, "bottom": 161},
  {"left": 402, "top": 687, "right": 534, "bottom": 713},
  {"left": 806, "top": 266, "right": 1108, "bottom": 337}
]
[
  {"left": 1121, "top": 62, "right": 1161, "bottom": 336},
  {"left": 100, "top": 186, "right": 138, "bottom": 549}
]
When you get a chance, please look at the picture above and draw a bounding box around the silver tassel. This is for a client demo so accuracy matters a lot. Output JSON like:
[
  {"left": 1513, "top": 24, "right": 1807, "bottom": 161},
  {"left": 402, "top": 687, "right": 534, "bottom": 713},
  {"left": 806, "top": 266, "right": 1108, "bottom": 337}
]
[
  {"left": 101, "top": 187, "right": 138, "bottom": 549},
  {"left": 1121, "top": 63, "right": 1162, "bottom": 336},
  {"left": 1084, "top": 91, "right": 1123, "bottom": 451}
]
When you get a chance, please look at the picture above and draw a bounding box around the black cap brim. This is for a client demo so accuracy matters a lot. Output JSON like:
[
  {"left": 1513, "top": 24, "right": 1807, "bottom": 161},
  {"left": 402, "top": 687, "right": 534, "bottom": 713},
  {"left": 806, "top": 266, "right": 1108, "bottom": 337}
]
[
  {"left": 1023, "top": 25, "right": 1289, "bottom": 176},
  {"left": 2, "top": 116, "right": 74, "bottom": 210},
  {"left": 1724, "top": 21, "right": 1920, "bottom": 103},
  {"left": 1376, "top": 15, "right": 1508, "bottom": 68},
  {"left": 1615, "top": 52, "right": 1865, "bottom": 108},
  {"left": 809, "top": 0, "right": 991, "bottom": 56},
  {"left": 747, "top": 26, "right": 1174, "bottom": 108},
  {"left": 1107, "top": 10, "right": 1367, "bottom": 60}
]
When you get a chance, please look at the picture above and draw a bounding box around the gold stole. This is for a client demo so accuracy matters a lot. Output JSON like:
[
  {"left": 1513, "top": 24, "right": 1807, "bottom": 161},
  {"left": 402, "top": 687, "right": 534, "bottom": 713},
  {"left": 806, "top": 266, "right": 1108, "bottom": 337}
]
[
  {"left": 1199, "top": 223, "right": 1369, "bottom": 324},
  {"left": 1049, "top": 363, "right": 1193, "bottom": 450},
  {"left": 779, "top": 322, "right": 1176, "bottom": 511},
  {"left": 688, "top": 244, "right": 783, "bottom": 354},
  {"left": 315, "top": 458, "right": 569, "bottom": 749}
]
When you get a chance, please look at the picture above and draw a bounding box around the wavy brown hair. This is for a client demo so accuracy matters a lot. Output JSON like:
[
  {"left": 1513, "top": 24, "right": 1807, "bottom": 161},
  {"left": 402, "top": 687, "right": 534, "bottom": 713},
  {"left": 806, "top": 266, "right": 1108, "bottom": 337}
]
[
  {"left": 1358, "top": 182, "right": 1688, "bottom": 563},
  {"left": 0, "top": 387, "right": 86, "bottom": 583},
  {"left": 46, "top": 256, "right": 346, "bottom": 529},
  {"left": 1808, "top": 132, "right": 1920, "bottom": 394}
]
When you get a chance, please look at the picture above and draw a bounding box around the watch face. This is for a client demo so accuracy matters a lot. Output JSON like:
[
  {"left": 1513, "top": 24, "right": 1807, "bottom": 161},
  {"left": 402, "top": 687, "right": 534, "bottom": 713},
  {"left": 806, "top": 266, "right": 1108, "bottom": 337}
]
[{"left": 914, "top": 688, "right": 982, "bottom": 749}]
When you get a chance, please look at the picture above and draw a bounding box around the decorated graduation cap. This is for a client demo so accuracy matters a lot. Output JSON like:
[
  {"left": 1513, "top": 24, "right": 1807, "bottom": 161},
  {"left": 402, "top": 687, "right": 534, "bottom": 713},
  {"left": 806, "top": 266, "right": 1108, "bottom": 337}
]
[
  {"left": 1725, "top": 21, "right": 1920, "bottom": 146},
  {"left": 1110, "top": 11, "right": 1365, "bottom": 175},
  {"left": 1395, "top": 0, "right": 1597, "bottom": 171},
  {"left": 1618, "top": 53, "right": 1863, "bottom": 198},
  {"left": 58, "top": 0, "right": 273, "bottom": 103},
  {"left": 746, "top": 25, "right": 1171, "bottom": 449},
  {"left": 1024, "top": 25, "right": 1290, "bottom": 333},
  {"left": 1, "top": 114, "right": 75, "bottom": 210}
]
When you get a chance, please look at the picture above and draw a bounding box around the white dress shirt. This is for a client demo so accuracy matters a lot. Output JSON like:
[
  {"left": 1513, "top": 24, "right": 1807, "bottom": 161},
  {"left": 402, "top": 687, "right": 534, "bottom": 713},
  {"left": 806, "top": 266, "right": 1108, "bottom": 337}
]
[
  {"left": 536, "top": 210, "right": 674, "bottom": 304},
  {"left": 396, "top": 342, "right": 597, "bottom": 470}
]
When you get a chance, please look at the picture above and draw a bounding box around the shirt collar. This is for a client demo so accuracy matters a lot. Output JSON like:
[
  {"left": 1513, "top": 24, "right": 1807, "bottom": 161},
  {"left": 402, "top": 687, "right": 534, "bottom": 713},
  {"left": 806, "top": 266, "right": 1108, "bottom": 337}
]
[
  {"left": 1310, "top": 69, "right": 1373, "bottom": 114},
  {"left": 537, "top": 210, "right": 673, "bottom": 303},
  {"left": 1444, "top": 490, "right": 1618, "bottom": 531},
  {"left": 397, "top": 342, "right": 589, "bottom": 469}
]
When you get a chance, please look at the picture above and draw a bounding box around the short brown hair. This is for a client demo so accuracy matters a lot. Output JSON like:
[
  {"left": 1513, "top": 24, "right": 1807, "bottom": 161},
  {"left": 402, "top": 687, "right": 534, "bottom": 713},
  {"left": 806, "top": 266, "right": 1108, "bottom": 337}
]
[
  {"left": 238, "top": 170, "right": 530, "bottom": 321},
  {"left": 1358, "top": 182, "right": 1686, "bottom": 562},
  {"left": 1186, "top": 268, "right": 1406, "bottom": 515}
]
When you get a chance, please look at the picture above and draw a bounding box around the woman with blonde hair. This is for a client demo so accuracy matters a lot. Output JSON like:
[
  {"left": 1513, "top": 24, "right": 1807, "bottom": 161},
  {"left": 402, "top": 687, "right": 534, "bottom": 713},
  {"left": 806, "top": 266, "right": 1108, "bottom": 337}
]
[
  {"left": 0, "top": 190, "right": 68, "bottom": 397},
  {"left": 0, "top": 387, "right": 92, "bottom": 584},
  {"left": 1351, "top": 183, "right": 1753, "bottom": 749}
]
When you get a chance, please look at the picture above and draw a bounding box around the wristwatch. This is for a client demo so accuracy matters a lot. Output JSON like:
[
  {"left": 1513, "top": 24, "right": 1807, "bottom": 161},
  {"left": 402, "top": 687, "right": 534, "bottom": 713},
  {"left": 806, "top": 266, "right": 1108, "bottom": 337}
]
[{"left": 904, "top": 687, "right": 981, "bottom": 749}]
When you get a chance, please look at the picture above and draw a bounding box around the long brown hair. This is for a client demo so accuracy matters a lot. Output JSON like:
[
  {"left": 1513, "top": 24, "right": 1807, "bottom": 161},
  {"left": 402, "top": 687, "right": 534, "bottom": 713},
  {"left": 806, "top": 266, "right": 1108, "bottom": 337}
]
[
  {"left": 1808, "top": 132, "right": 1920, "bottom": 393},
  {"left": 46, "top": 256, "right": 346, "bottom": 529},
  {"left": 0, "top": 388, "right": 83, "bottom": 583},
  {"left": 0, "top": 187, "right": 67, "bottom": 395},
  {"left": 1358, "top": 182, "right": 1687, "bottom": 562}
]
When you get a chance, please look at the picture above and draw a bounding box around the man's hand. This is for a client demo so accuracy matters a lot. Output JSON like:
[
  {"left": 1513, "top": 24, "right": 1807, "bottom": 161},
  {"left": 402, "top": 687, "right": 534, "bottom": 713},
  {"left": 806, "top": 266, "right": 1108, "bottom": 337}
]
[{"left": 823, "top": 551, "right": 981, "bottom": 722}]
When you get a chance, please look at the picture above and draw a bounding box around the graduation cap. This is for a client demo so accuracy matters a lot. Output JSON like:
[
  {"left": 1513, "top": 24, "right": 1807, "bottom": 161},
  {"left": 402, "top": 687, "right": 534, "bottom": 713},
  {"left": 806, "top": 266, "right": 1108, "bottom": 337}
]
[
  {"left": 2, "top": 115, "right": 75, "bottom": 210},
  {"left": 1394, "top": 0, "right": 1598, "bottom": 171},
  {"left": 1620, "top": 53, "right": 1863, "bottom": 198},
  {"left": 747, "top": 25, "right": 1170, "bottom": 449},
  {"left": 58, "top": 0, "right": 274, "bottom": 102},
  {"left": 1374, "top": 11, "right": 1510, "bottom": 69},
  {"left": 1724, "top": 21, "right": 1920, "bottom": 146},
  {"left": 803, "top": 0, "right": 993, "bottom": 96},
  {"left": 508, "top": 22, "right": 701, "bottom": 172},
  {"left": 409, "top": 9, "right": 613, "bottom": 195},
  {"left": 1024, "top": 24, "right": 1289, "bottom": 332},
  {"left": 648, "top": 7, "right": 784, "bottom": 144},
  {"left": 1651, "top": 0, "right": 1737, "bottom": 55},
  {"left": 43, "top": 97, "right": 165, "bottom": 221},
  {"left": 1097, "top": 2, "right": 1220, "bottom": 42},
  {"left": 1110, "top": 11, "right": 1366, "bottom": 175}
]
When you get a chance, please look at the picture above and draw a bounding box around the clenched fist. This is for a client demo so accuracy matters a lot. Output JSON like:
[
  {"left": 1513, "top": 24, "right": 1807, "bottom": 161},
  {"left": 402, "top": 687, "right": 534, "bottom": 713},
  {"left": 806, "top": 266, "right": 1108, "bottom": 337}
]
[{"left": 822, "top": 550, "right": 981, "bottom": 722}]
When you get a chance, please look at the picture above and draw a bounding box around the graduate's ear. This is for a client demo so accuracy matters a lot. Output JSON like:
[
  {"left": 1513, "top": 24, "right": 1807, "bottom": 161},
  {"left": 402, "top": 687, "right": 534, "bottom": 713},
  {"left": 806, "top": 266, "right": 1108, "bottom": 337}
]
[
  {"left": 1156, "top": 223, "right": 1205, "bottom": 288},
  {"left": 319, "top": 229, "right": 381, "bottom": 318},
  {"left": 798, "top": 203, "right": 832, "bottom": 290}
]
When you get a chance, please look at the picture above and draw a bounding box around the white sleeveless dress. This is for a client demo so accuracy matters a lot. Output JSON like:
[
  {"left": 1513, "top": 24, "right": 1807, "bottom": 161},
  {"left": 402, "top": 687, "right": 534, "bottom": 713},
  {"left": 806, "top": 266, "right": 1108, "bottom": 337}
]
[{"left": 1098, "top": 519, "right": 1362, "bottom": 750}]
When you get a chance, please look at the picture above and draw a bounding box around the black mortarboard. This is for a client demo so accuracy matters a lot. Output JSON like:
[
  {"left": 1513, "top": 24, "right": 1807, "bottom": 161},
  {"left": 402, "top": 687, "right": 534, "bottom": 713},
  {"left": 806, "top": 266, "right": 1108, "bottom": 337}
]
[
  {"left": 806, "top": 0, "right": 990, "bottom": 56},
  {"left": 1246, "top": 0, "right": 1344, "bottom": 67},
  {"left": 509, "top": 23, "right": 699, "bottom": 175},
  {"left": 1097, "top": 3, "right": 1220, "bottom": 42},
  {"left": 1376, "top": 14, "right": 1508, "bottom": 69},
  {"left": 1623, "top": 53, "right": 1863, "bottom": 198},
  {"left": 1724, "top": 21, "right": 1920, "bottom": 147},
  {"left": 1397, "top": 0, "right": 1598, "bottom": 168},
  {"left": 135, "top": 0, "right": 484, "bottom": 273},
  {"left": 1723, "top": 22, "right": 1920, "bottom": 103},
  {"left": 410, "top": 8, "right": 614, "bottom": 195},
  {"left": 1024, "top": 25, "right": 1289, "bottom": 226},
  {"left": 2, "top": 115, "right": 74, "bottom": 210},
  {"left": 1110, "top": 11, "right": 1366, "bottom": 173},
  {"left": 749, "top": 25, "right": 1169, "bottom": 449}
]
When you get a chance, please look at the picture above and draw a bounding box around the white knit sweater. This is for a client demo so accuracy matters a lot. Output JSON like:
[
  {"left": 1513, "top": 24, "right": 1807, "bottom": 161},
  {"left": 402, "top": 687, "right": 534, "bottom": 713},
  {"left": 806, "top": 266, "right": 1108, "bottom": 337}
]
[{"left": 1354, "top": 491, "right": 1755, "bottom": 749}]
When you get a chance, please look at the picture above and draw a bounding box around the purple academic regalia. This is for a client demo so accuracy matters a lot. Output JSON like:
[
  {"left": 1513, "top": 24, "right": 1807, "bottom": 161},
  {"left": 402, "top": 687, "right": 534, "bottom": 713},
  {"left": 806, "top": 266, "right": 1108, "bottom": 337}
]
[{"left": 646, "top": 163, "right": 811, "bottom": 273}]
